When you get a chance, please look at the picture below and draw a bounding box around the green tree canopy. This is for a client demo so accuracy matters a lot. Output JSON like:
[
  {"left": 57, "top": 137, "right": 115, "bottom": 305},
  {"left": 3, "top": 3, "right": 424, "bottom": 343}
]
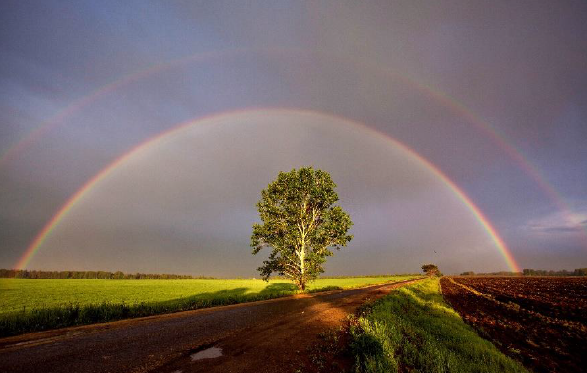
[
  {"left": 251, "top": 167, "right": 353, "bottom": 290},
  {"left": 422, "top": 264, "right": 439, "bottom": 277}
]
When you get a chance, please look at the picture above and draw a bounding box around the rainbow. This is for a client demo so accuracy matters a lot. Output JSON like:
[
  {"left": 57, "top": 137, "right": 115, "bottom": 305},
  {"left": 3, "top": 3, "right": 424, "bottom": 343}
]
[
  {"left": 388, "top": 73, "right": 584, "bottom": 239},
  {"left": 15, "top": 108, "right": 522, "bottom": 273},
  {"left": 0, "top": 47, "right": 252, "bottom": 169},
  {"left": 1, "top": 47, "right": 582, "bottom": 246},
  {"left": 352, "top": 57, "right": 587, "bottom": 245}
]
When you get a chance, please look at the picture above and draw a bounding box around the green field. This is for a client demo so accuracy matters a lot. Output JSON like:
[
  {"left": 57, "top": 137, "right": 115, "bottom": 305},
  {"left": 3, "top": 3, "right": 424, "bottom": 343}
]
[
  {"left": 350, "top": 278, "right": 528, "bottom": 373},
  {"left": 0, "top": 276, "right": 416, "bottom": 337}
]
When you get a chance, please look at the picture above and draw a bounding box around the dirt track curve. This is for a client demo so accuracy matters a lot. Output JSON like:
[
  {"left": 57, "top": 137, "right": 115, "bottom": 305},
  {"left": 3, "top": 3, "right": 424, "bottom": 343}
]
[{"left": 0, "top": 278, "right": 422, "bottom": 373}]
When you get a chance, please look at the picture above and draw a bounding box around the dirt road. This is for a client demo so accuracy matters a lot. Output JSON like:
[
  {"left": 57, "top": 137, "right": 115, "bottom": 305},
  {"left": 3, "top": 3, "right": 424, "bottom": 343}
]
[{"left": 0, "top": 278, "right": 422, "bottom": 373}]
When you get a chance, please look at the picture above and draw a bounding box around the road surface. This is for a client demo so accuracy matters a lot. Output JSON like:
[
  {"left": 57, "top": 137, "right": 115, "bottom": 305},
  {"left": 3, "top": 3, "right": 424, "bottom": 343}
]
[{"left": 0, "top": 278, "right": 422, "bottom": 373}]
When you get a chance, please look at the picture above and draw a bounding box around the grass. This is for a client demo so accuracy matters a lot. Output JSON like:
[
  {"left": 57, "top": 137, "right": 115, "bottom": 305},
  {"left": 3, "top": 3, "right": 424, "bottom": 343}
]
[
  {"left": 0, "top": 276, "right": 415, "bottom": 337},
  {"left": 349, "top": 278, "right": 529, "bottom": 373}
]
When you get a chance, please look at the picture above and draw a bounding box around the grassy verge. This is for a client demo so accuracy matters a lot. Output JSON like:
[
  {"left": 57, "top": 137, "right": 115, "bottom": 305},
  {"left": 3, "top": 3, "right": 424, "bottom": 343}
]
[
  {"left": 349, "top": 278, "right": 529, "bottom": 373},
  {"left": 0, "top": 276, "right": 415, "bottom": 337}
]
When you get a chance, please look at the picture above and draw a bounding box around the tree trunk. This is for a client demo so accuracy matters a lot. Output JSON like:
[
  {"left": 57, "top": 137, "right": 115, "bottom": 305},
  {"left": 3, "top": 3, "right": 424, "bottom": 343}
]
[{"left": 299, "top": 235, "right": 306, "bottom": 291}]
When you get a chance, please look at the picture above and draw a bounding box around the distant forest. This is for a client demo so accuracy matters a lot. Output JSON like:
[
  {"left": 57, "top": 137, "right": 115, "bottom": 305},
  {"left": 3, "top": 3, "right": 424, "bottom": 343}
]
[
  {"left": 0, "top": 269, "right": 214, "bottom": 279},
  {"left": 460, "top": 268, "right": 587, "bottom": 276}
]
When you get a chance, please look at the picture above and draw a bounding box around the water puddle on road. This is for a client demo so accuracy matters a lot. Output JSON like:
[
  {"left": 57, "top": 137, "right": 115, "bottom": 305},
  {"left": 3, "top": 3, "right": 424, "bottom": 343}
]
[{"left": 190, "top": 346, "right": 223, "bottom": 361}]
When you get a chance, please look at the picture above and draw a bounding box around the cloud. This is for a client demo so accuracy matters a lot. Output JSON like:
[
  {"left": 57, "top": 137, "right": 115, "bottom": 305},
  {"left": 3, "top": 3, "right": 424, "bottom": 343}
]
[
  {"left": 536, "top": 226, "right": 584, "bottom": 233},
  {"left": 524, "top": 209, "right": 587, "bottom": 235}
]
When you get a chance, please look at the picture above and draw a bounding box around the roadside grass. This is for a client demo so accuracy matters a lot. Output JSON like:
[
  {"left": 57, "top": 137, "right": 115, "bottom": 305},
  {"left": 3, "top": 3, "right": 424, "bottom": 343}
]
[
  {"left": 0, "top": 276, "right": 415, "bottom": 337},
  {"left": 349, "top": 278, "right": 529, "bottom": 373}
]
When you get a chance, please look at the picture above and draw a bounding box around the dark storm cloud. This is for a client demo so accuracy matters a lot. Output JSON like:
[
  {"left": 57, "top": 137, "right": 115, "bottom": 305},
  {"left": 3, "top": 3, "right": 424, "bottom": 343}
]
[{"left": 1, "top": 0, "right": 586, "bottom": 273}]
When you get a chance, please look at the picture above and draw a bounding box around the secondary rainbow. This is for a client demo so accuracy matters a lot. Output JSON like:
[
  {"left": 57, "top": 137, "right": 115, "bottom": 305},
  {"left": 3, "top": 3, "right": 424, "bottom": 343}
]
[
  {"left": 15, "top": 108, "right": 522, "bottom": 273},
  {"left": 0, "top": 47, "right": 251, "bottom": 168},
  {"left": 355, "top": 57, "right": 587, "bottom": 245}
]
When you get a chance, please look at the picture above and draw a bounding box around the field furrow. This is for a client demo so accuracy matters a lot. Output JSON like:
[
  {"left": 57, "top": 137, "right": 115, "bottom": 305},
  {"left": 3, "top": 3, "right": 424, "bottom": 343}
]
[{"left": 441, "top": 277, "right": 587, "bottom": 373}]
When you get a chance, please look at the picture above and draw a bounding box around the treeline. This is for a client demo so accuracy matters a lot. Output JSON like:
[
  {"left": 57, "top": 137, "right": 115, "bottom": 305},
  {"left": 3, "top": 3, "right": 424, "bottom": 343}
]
[
  {"left": 0, "top": 269, "right": 214, "bottom": 280},
  {"left": 459, "top": 268, "right": 587, "bottom": 276},
  {"left": 522, "top": 268, "right": 587, "bottom": 276},
  {"left": 459, "top": 271, "right": 522, "bottom": 276}
]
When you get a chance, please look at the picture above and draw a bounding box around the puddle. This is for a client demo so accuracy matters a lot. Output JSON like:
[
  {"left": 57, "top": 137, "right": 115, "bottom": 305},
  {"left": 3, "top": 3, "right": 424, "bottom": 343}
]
[{"left": 190, "top": 346, "right": 223, "bottom": 361}]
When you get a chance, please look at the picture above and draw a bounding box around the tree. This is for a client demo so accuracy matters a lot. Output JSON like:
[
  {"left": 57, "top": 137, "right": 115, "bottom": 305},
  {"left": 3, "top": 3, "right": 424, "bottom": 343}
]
[
  {"left": 251, "top": 167, "right": 353, "bottom": 290},
  {"left": 421, "top": 264, "right": 439, "bottom": 277}
]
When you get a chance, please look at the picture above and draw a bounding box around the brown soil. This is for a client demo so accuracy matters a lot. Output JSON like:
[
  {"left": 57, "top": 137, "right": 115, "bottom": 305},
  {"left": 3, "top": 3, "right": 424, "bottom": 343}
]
[
  {"left": 441, "top": 276, "right": 587, "bottom": 373},
  {"left": 0, "top": 278, "right": 423, "bottom": 373}
]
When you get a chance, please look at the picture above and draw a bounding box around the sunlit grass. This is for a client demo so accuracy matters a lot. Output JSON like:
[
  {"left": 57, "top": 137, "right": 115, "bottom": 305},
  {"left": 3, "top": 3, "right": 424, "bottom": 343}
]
[
  {"left": 0, "top": 275, "right": 416, "bottom": 337},
  {"left": 350, "top": 278, "right": 528, "bottom": 373}
]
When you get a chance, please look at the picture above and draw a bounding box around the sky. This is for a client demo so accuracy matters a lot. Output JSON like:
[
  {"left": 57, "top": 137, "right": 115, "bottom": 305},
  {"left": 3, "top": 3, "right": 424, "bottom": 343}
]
[{"left": 1, "top": 0, "right": 586, "bottom": 276}]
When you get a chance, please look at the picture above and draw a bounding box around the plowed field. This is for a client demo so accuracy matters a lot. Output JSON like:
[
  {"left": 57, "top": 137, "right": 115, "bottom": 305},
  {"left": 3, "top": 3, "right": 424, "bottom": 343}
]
[{"left": 440, "top": 277, "right": 587, "bottom": 373}]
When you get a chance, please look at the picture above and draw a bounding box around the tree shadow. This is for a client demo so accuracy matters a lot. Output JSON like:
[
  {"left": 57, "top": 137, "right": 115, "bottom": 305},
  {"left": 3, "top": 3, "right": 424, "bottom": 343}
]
[
  {"left": 0, "top": 283, "right": 304, "bottom": 337},
  {"left": 258, "top": 282, "right": 298, "bottom": 296},
  {"left": 1, "top": 287, "right": 251, "bottom": 337}
]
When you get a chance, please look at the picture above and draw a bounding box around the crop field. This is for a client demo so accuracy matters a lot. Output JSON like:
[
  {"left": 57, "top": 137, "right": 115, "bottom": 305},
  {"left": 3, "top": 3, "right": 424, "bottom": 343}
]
[
  {"left": 0, "top": 275, "right": 416, "bottom": 337},
  {"left": 441, "top": 277, "right": 587, "bottom": 373}
]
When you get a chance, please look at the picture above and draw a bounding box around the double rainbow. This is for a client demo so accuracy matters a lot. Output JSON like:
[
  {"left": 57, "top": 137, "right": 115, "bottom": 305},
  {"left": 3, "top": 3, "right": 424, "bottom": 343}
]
[
  {"left": 2, "top": 47, "right": 579, "bottom": 245},
  {"left": 9, "top": 47, "right": 575, "bottom": 271}
]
